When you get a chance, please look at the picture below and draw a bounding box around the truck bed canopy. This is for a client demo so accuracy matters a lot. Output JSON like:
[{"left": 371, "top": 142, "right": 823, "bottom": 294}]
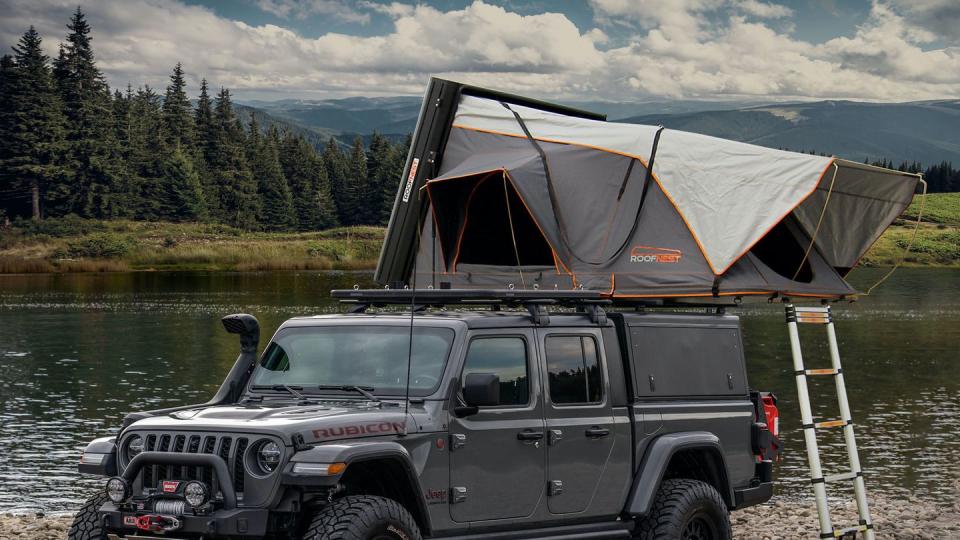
[{"left": 380, "top": 81, "right": 921, "bottom": 300}]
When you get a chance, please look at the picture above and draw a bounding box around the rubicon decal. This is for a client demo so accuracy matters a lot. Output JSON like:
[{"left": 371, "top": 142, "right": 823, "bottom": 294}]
[
  {"left": 630, "top": 246, "right": 682, "bottom": 264},
  {"left": 311, "top": 421, "right": 407, "bottom": 440}
]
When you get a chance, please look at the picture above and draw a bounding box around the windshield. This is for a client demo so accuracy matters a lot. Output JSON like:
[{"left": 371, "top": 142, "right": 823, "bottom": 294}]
[{"left": 250, "top": 326, "right": 455, "bottom": 397}]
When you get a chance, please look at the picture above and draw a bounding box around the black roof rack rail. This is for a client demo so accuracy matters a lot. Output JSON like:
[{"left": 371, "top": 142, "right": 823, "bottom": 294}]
[
  {"left": 331, "top": 288, "right": 609, "bottom": 306},
  {"left": 332, "top": 288, "right": 742, "bottom": 309},
  {"left": 331, "top": 288, "right": 613, "bottom": 325}
]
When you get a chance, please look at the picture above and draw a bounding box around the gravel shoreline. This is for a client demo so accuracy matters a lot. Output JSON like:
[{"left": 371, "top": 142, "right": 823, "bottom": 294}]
[{"left": 2, "top": 492, "right": 958, "bottom": 539}]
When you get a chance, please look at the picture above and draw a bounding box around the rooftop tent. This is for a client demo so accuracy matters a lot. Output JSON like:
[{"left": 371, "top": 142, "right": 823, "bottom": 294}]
[{"left": 381, "top": 79, "right": 921, "bottom": 300}]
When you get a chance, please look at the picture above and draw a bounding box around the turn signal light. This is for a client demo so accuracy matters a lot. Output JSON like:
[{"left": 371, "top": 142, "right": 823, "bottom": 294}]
[{"left": 292, "top": 462, "right": 347, "bottom": 475}]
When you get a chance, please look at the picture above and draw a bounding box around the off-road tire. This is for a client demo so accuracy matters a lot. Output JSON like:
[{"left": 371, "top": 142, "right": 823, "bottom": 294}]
[
  {"left": 68, "top": 492, "right": 108, "bottom": 540},
  {"left": 303, "top": 495, "right": 422, "bottom": 540},
  {"left": 635, "top": 479, "right": 732, "bottom": 540}
]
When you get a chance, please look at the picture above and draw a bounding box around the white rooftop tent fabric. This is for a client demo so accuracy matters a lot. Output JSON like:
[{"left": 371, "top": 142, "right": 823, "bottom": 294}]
[{"left": 452, "top": 95, "right": 920, "bottom": 277}]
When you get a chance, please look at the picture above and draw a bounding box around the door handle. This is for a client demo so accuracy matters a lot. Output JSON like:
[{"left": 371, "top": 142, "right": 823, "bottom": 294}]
[
  {"left": 517, "top": 430, "right": 545, "bottom": 441},
  {"left": 585, "top": 427, "right": 610, "bottom": 438}
]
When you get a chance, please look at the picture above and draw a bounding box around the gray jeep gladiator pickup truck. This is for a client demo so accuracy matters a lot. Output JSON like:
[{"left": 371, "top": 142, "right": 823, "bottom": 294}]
[{"left": 71, "top": 290, "right": 780, "bottom": 540}]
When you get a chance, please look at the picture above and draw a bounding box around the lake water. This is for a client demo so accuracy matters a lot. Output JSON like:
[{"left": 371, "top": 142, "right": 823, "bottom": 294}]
[{"left": 0, "top": 268, "right": 957, "bottom": 513}]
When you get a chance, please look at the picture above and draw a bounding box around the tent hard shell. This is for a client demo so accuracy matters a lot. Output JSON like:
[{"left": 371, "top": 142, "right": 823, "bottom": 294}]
[{"left": 376, "top": 78, "right": 921, "bottom": 302}]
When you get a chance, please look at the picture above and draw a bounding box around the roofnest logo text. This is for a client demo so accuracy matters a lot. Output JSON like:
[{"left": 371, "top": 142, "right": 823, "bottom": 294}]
[{"left": 629, "top": 246, "right": 682, "bottom": 264}]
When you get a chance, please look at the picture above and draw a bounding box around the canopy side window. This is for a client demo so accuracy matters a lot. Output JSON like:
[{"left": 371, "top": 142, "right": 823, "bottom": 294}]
[{"left": 428, "top": 170, "right": 554, "bottom": 271}]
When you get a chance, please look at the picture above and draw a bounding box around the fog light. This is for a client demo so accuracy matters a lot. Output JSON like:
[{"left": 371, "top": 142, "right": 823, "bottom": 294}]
[
  {"left": 106, "top": 477, "right": 131, "bottom": 503},
  {"left": 183, "top": 480, "right": 209, "bottom": 507}
]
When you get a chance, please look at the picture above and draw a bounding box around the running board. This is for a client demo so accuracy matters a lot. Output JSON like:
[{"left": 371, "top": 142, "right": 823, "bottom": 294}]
[{"left": 437, "top": 521, "right": 632, "bottom": 540}]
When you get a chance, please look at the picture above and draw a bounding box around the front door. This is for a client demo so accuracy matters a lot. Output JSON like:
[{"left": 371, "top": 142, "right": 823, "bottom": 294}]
[
  {"left": 538, "top": 330, "right": 616, "bottom": 515},
  {"left": 449, "top": 330, "right": 546, "bottom": 522}
]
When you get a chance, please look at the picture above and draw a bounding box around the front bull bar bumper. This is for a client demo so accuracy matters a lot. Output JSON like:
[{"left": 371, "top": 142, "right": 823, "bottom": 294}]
[{"left": 102, "top": 451, "right": 268, "bottom": 538}]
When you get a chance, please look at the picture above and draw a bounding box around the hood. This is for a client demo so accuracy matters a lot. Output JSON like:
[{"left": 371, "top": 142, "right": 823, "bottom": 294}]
[{"left": 127, "top": 403, "right": 418, "bottom": 446}]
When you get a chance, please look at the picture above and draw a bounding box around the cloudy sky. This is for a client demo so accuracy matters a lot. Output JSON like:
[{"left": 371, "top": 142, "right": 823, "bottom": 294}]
[{"left": 1, "top": 0, "right": 958, "bottom": 103}]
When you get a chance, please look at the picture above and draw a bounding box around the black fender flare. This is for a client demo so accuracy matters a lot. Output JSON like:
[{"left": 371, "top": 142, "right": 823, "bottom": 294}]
[
  {"left": 282, "top": 441, "right": 431, "bottom": 533},
  {"left": 625, "top": 431, "right": 733, "bottom": 516},
  {"left": 78, "top": 436, "right": 117, "bottom": 476}
]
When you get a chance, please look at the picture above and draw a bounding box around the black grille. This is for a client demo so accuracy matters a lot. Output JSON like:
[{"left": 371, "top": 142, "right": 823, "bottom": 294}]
[
  {"left": 233, "top": 439, "right": 248, "bottom": 493},
  {"left": 122, "top": 431, "right": 253, "bottom": 498}
]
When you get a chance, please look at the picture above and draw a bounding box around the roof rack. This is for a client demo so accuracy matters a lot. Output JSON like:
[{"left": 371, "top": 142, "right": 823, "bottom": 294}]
[{"left": 331, "top": 288, "right": 612, "bottom": 325}]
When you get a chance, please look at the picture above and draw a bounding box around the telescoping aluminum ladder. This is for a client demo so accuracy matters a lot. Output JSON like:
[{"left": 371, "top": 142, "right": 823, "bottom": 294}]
[{"left": 785, "top": 304, "right": 875, "bottom": 540}]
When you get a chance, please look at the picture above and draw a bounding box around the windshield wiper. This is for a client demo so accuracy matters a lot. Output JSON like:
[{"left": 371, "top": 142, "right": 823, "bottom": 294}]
[
  {"left": 250, "top": 384, "right": 309, "bottom": 401},
  {"left": 316, "top": 385, "right": 380, "bottom": 403}
]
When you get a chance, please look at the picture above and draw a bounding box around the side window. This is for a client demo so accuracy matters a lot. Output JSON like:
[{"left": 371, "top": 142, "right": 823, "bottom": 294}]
[
  {"left": 545, "top": 335, "right": 603, "bottom": 405},
  {"left": 462, "top": 337, "right": 530, "bottom": 406}
]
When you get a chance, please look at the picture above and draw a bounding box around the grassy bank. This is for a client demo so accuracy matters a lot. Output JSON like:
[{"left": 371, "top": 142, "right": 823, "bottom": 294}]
[
  {"left": 0, "top": 193, "right": 957, "bottom": 273},
  {"left": 860, "top": 192, "right": 960, "bottom": 268},
  {"left": 0, "top": 218, "right": 384, "bottom": 273}
]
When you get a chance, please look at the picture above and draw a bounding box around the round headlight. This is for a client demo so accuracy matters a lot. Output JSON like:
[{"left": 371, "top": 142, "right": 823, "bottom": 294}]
[
  {"left": 105, "top": 477, "right": 131, "bottom": 504},
  {"left": 183, "top": 481, "right": 209, "bottom": 507},
  {"left": 127, "top": 436, "right": 144, "bottom": 459},
  {"left": 257, "top": 441, "right": 281, "bottom": 473}
]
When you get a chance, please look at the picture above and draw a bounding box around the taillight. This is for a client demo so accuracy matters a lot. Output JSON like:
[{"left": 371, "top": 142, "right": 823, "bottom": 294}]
[{"left": 762, "top": 394, "right": 779, "bottom": 438}]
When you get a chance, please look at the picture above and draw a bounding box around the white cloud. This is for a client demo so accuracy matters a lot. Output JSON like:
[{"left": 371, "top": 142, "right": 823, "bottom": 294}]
[
  {"left": 589, "top": 0, "right": 724, "bottom": 36},
  {"left": 591, "top": 0, "right": 960, "bottom": 100},
  {"left": 735, "top": 0, "right": 794, "bottom": 19},
  {"left": 253, "top": 0, "right": 371, "bottom": 24},
  {"left": 0, "top": 0, "right": 958, "bottom": 102},
  {"left": 885, "top": 0, "right": 960, "bottom": 45},
  {"left": 585, "top": 28, "right": 609, "bottom": 45}
]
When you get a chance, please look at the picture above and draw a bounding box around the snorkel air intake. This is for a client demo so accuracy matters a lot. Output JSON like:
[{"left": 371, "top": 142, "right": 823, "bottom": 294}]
[
  {"left": 212, "top": 314, "right": 260, "bottom": 403},
  {"left": 221, "top": 313, "right": 260, "bottom": 353}
]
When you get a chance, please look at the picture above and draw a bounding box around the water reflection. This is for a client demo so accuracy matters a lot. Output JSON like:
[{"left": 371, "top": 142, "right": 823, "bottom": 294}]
[{"left": 0, "top": 268, "right": 957, "bottom": 512}]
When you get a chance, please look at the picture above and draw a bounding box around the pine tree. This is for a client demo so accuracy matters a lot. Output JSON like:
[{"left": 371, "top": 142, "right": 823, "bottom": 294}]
[
  {"left": 365, "top": 132, "right": 392, "bottom": 225},
  {"left": 193, "top": 78, "right": 217, "bottom": 213},
  {"left": 280, "top": 132, "right": 338, "bottom": 230},
  {"left": 312, "top": 151, "right": 339, "bottom": 229},
  {"left": 0, "top": 27, "right": 67, "bottom": 220},
  {"left": 210, "top": 87, "right": 259, "bottom": 228},
  {"left": 323, "top": 137, "right": 351, "bottom": 224},
  {"left": 0, "top": 55, "right": 18, "bottom": 220},
  {"left": 249, "top": 120, "right": 295, "bottom": 230},
  {"left": 162, "top": 63, "right": 194, "bottom": 150},
  {"left": 160, "top": 145, "right": 205, "bottom": 221},
  {"left": 342, "top": 136, "right": 368, "bottom": 226},
  {"left": 380, "top": 134, "right": 410, "bottom": 224},
  {"left": 128, "top": 85, "right": 166, "bottom": 219},
  {"left": 54, "top": 8, "right": 123, "bottom": 218},
  {"left": 110, "top": 86, "right": 137, "bottom": 214}
]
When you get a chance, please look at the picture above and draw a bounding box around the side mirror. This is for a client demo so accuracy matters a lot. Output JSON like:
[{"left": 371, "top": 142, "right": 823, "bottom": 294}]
[{"left": 463, "top": 373, "right": 500, "bottom": 407}]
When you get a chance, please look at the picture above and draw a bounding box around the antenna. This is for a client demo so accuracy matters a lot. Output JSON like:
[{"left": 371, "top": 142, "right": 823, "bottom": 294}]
[{"left": 402, "top": 214, "right": 422, "bottom": 435}]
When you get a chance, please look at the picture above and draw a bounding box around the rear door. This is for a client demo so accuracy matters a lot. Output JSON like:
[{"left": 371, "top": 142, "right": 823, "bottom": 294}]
[
  {"left": 448, "top": 329, "right": 547, "bottom": 523},
  {"left": 537, "top": 329, "right": 617, "bottom": 515}
]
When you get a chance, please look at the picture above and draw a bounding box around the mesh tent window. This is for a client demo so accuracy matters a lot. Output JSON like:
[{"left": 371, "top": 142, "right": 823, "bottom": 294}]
[
  {"left": 427, "top": 170, "right": 554, "bottom": 271},
  {"left": 749, "top": 218, "right": 815, "bottom": 283}
]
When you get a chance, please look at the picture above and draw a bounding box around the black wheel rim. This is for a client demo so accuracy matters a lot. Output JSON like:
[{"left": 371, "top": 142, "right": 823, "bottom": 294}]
[{"left": 682, "top": 514, "right": 717, "bottom": 540}]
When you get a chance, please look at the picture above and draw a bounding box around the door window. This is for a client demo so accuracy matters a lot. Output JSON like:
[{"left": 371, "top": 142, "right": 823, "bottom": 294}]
[
  {"left": 462, "top": 337, "right": 529, "bottom": 406},
  {"left": 545, "top": 335, "right": 602, "bottom": 405}
]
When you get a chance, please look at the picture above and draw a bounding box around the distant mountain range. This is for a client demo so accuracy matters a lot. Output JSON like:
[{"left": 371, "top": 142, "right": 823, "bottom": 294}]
[
  {"left": 621, "top": 100, "right": 960, "bottom": 165},
  {"left": 238, "top": 96, "right": 960, "bottom": 165}
]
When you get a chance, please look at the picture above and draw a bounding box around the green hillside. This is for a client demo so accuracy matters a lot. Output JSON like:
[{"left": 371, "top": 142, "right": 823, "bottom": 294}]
[{"left": 903, "top": 192, "right": 960, "bottom": 226}]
